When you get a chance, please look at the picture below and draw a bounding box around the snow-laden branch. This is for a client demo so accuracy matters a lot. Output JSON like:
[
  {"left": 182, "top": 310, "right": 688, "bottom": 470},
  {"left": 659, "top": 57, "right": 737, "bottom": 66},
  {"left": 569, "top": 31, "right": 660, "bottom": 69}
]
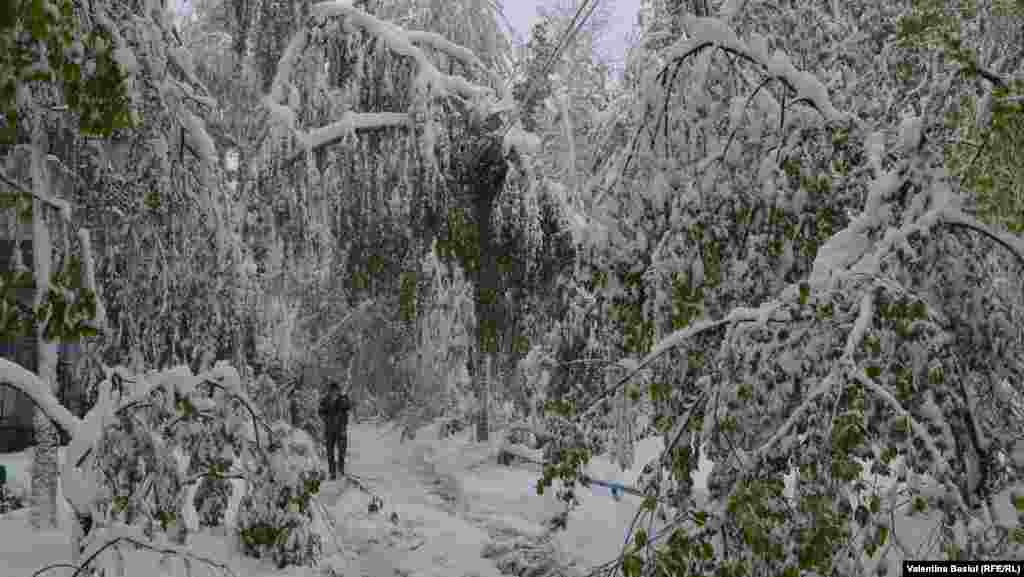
[
  {"left": 577, "top": 301, "right": 780, "bottom": 423},
  {"left": 0, "top": 358, "right": 82, "bottom": 439},
  {"left": 284, "top": 112, "right": 411, "bottom": 165},
  {"left": 406, "top": 29, "right": 508, "bottom": 98},
  {"left": 939, "top": 209, "right": 1024, "bottom": 270},
  {"left": 268, "top": 28, "right": 309, "bottom": 107},
  {"left": 264, "top": 3, "right": 512, "bottom": 171},
  {"left": 663, "top": 15, "right": 848, "bottom": 124},
  {"left": 69, "top": 526, "right": 238, "bottom": 577},
  {"left": 851, "top": 370, "right": 959, "bottom": 497},
  {"left": 844, "top": 290, "right": 875, "bottom": 360},
  {"left": 814, "top": 189, "right": 1022, "bottom": 293},
  {"left": 77, "top": 228, "right": 106, "bottom": 331},
  {"left": 751, "top": 286, "right": 877, "bottom": 463},
  {"left": 307, "top": 112, "right": 410, "bottom": 146},
  {"left": 311, "top": 1, "right": 496, "bottom": 103}
]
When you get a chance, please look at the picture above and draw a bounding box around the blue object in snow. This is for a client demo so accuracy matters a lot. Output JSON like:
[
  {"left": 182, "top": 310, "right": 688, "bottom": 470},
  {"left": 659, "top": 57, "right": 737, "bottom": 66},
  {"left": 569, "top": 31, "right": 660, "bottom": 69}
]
[{"left": 586, "top": 477, "right": 626, "bottom": 501}]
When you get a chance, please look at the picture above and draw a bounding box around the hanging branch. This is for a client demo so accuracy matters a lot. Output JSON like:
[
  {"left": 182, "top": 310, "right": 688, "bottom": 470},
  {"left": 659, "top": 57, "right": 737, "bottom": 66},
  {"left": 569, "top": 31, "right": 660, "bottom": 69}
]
[
  {"left": 36, "top": 534, "right": 239, "bottom": 577},
  {"left": 939, "top": 209, "right": 1024, "bottom": 270}
]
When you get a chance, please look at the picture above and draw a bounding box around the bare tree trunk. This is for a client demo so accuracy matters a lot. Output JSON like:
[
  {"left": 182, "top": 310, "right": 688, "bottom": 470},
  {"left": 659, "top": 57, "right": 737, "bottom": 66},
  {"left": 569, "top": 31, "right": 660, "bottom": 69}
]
[
  {"left": 30, "top": 122, "right": 60, "bottom": 531},
  {"left": 468, "top": 133, "right": 507, "bottom": 444}
]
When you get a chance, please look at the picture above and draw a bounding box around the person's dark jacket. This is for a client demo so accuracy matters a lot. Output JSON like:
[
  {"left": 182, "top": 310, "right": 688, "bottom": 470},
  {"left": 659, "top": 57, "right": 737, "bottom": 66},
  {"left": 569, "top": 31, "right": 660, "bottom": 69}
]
[{"left": 320, "top": 390, "right": 352, "bottom": 437}]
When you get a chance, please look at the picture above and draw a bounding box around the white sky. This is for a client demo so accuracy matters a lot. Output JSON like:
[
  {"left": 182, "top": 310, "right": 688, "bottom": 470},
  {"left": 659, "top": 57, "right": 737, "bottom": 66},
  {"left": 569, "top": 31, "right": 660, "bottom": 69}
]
[{"left": 501, "top": 0, "right": 641, "bottom": 66}]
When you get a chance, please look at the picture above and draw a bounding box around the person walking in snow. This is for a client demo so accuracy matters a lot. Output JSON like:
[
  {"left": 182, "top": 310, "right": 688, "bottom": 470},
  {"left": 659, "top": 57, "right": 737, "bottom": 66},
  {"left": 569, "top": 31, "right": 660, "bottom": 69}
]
[{"left": 319, "top": 380, "right": 352, "bottom": 480}]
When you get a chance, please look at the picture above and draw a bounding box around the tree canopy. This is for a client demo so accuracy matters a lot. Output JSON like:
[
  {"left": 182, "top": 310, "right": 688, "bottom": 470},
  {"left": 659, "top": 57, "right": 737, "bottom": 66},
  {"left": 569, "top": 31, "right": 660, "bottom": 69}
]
[{"left": 0, "top": 0, "right": 1021, "bottom": 575}]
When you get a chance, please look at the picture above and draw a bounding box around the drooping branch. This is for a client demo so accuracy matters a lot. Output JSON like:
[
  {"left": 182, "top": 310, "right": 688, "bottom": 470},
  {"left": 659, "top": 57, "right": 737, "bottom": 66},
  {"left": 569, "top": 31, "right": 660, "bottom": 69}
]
[
  {"left": 406, "top": 30, "right": 508, "bottom": 98},
  {"left": 66, "top": 532, "right": 238, "bottom": 577},
  {"left": 310, "top": 1, "right": 497, "bottom": 103},
  {"left": 591, "top": 15, "right": 849, "bottom": 210},
  {"left": 282, "top": 113, "right": 411, "bottom": 166},
  {"left": 939, "top": 209, "right": 1024, "bottom": 270},
  {"left": 263, "top": 2, "right": 509, "bottom": 176},
  {"left": 0, "top": 359, "right": 82, "bottom": 439},
  {"left": 200, "top": 379, "right": 274, "bottom": 451},
  {"left": 750, "top": 286, "right": 877, "bottom": 464},
  {"left": 576, "top": 301, "right": 781, "bottom": 423},
  {"left": 662, "top": 15, "right": 848, "bottom": 124},
  {"left": 851, "top": 369, "right": 960, "bottom": 502}
]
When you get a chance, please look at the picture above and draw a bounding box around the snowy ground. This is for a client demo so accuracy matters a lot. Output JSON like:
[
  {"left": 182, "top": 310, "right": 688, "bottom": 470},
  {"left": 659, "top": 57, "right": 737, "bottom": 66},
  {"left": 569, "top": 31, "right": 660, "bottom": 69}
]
[
  {"left": 3, "top": 422, "right": 1019, "bottom": 577},
  {"left": 0, "top": 422, "right": 672, "bottom": 577}
]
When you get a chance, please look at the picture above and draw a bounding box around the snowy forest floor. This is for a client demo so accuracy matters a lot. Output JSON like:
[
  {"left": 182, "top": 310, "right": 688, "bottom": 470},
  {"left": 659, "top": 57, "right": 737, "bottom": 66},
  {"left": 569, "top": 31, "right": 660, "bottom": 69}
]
[{"left": 1, "top": 420, "right": 667, "bottom": 577}]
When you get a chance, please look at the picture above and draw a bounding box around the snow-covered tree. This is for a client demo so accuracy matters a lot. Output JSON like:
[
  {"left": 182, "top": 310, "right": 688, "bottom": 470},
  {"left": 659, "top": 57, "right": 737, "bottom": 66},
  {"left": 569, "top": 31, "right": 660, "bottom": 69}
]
[
  {"left": 239, "top": 0, "right": 584, "bottom": 444},
  {"left": 0, "top": 0, "right": 138, "bottom": 531},
  {"left": 537, "top": 1, "right": 1024, "bottom": 575}
]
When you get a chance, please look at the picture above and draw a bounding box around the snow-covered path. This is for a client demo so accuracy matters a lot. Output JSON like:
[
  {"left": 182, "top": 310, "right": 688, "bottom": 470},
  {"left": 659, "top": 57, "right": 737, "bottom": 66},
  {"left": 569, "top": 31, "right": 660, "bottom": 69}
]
[{"left": 318, "top": 422, "right": 575, "bottom": 577}]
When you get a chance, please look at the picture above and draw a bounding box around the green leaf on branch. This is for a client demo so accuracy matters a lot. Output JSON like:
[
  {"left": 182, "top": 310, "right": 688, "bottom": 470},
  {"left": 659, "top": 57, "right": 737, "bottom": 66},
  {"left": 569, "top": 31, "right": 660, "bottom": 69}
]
[
  {"left": 622, "top": 553, "right": 643, "bottom": 577},
  {"left": 634, "top": 528, "right": 647, "bottom": 548}
]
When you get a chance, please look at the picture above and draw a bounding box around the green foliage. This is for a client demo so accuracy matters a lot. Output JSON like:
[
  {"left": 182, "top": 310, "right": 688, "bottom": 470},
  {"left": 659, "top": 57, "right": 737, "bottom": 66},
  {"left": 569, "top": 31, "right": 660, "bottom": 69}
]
[
  {"left": 0, "top": 0, "right": 133, "bottom": 141},
  {"left": 0, "top": 254, "right": 99, "bottom": 343},
  {"left": 946, "top": 83, "right": 1024, "bottom": 233},
  {"left": 0, "top": 268, "right": 34, "bottom": 337},
  {"left": 236, "top": 465, "right": 324, "bottom": 569},
  {"left": 436, "top": 208, "right": 481, "bottom": 274},
  {"left": 622, "top": 552, "right": 643, "bottom": 577},
  {"left": 398, "top": 270, "right": 417, "bottom": 322},
  {"left": 90, "top": 367, "right": 325, "bottom": 567},
  {"left": 897, "top": 0, "right": 1024, "bottom": 233}
]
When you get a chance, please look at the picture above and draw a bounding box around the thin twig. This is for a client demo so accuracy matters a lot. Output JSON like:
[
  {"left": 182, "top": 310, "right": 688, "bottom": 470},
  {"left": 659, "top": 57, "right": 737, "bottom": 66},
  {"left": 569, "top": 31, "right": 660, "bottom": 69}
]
[
  {"left": 66, "top": 536, "right": 237, "bottom": 577},
  {"left": 28, "top": 563, "right": 80, "bottom": 577},
  {"left": 720, "top": 75, "right": 775, "bottom": 163},
  {"left": 200, "top": 378, "right": 273, "bottom": 450}
]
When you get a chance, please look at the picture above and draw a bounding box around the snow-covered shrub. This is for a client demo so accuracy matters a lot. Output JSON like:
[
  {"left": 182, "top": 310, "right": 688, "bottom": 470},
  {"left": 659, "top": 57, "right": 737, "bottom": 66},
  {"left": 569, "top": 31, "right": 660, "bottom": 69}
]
[
  {"left": 92, "top": 407, "right": 185, "bottom": 536},
  {"left": 235, "top": 422, "right": 323, "bottom": 569},
  {"left": 75, "top": 363, "right": 327, "bottom": 570}
]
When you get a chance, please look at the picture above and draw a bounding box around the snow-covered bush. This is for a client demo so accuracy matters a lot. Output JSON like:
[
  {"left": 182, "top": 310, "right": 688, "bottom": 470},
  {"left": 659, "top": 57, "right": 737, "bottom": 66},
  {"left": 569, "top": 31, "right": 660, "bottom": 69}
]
[
  {"left": 93, "top": 411, "right": 184, "bottom": 534},
  {"left": 21, "top": 361, "right": 329, "bottom": 572},
  {"left": 235, "top": 422, "right": 323, "bottom": 568}
]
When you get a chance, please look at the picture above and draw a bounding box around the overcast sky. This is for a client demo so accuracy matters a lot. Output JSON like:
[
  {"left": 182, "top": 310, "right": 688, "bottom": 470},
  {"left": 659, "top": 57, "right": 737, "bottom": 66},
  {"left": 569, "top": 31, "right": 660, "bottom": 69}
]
[{"left": 502, "top": 0, "right": 641, "bottom": 65}]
